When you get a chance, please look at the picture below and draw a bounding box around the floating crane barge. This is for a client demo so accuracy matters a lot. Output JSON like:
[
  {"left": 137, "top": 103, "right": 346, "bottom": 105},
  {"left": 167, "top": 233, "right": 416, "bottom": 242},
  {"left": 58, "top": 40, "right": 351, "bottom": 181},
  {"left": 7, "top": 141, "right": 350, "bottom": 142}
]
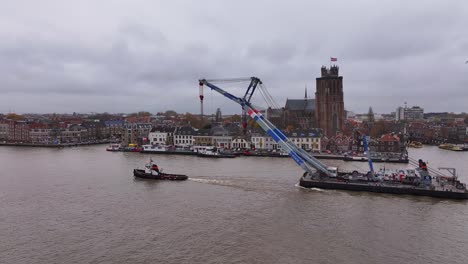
[{"left": 199, "top": 77, "right": 468, "bottom": 199}]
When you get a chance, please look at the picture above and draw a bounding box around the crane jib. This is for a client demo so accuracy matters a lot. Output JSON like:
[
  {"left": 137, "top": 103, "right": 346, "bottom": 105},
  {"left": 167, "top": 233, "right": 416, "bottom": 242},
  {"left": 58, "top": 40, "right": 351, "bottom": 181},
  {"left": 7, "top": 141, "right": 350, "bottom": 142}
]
[
  {"left": 199, "top": 77, "right": 332, "bottom": 177},
  {"left": 289, "top": 151, "right": 305, "bottom": 165}
]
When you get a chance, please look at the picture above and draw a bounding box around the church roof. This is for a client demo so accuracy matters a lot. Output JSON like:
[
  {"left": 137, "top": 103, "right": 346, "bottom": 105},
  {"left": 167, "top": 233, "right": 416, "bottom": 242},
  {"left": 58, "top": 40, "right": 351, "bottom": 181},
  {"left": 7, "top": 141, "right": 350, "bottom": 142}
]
[{"left": 285, "top": 99, "right": 315, "bottom": 112}]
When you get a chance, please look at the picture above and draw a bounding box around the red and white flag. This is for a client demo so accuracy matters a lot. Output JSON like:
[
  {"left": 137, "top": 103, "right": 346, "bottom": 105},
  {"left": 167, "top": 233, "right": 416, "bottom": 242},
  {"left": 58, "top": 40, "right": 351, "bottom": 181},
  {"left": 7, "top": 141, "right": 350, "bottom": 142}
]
[{"left": 330, "top": 57, "right": 337, "bottom": 62}]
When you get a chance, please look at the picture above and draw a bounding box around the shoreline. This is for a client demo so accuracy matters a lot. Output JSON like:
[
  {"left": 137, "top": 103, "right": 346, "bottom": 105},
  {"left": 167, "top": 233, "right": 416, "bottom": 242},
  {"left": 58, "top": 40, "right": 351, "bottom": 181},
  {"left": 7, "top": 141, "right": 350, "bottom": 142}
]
[{"left": 0, "top": 142, "right": 110, "bottom": 148}]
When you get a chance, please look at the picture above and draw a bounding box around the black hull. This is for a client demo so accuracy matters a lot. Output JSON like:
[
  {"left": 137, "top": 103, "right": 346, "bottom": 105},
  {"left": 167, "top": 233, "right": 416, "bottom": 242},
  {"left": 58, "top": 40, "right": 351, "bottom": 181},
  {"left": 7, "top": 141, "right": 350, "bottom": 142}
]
[
  {"left": 196, "top": 153, "right": 236, "bottom": 158},
  {"left": 299, "top": 179, "right": 468, "bottom": 199},
  {"left": 140, "top": 150, "right": 196, "bottom": 156},
  {"left": 133, "top": 169, "right": 188, "bottom": 181},
  {"left": 243, "top": 153, "right": 290, "bottom": 158}
]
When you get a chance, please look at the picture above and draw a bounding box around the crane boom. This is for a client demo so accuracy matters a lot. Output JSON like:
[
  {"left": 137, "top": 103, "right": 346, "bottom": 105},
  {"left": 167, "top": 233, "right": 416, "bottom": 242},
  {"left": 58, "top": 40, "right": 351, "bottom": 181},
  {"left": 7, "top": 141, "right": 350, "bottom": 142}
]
[{"left": 199, "top": 77, "right": 333, "bottom": 177}]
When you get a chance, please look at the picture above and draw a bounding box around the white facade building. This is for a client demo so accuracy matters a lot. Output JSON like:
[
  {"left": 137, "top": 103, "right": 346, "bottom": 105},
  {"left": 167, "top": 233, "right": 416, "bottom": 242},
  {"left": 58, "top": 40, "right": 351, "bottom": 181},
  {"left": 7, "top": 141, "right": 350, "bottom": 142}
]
[
  {"left": 212, "top": 135, "right": 232, "bottom": 149},
  {"left": 231, "top": 137, "right": 251, "bottom": 149},
  {"left": 251, "top": 135, "right": 279, "bottom": 150},
  {"left": 149, "top": 131, "right": 173, "bottom": 145},
  {"left": 396, "top": 105, "right": 424, "bottom": 121},
  {"left": 173, "top": 126, "right": 195, "bottom": 146}
]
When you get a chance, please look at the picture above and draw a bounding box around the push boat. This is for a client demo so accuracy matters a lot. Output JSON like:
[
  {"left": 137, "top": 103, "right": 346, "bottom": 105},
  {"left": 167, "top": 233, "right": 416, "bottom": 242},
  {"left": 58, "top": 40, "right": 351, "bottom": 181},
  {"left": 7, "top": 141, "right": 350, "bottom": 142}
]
[{"left": 133, "top": 159, "right": 188, "bottom": 181}]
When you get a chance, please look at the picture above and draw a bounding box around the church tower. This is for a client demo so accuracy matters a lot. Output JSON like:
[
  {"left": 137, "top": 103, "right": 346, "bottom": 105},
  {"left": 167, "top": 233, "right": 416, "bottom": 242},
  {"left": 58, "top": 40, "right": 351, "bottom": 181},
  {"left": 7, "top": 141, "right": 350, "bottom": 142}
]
[{"left": 315, "top": 65, "right": 345, "bottom": 136}]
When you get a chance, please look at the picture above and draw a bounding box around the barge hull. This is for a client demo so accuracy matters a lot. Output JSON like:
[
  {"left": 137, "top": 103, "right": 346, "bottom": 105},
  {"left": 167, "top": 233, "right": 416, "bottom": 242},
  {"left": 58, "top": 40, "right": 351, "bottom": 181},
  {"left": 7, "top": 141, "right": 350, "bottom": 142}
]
[{"left": 299, "top": 179, "right": 468, "bottom": 199}]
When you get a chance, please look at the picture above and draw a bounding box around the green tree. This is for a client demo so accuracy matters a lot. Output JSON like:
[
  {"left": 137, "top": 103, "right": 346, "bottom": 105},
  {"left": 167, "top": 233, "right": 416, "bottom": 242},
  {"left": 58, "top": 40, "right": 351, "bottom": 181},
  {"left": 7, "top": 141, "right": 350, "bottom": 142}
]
[
  {"left": 185, "top": 112, "right": 204, "bottom": 128},
  {"left": 164, "top": 110, "right": 177, "bottom": 118},
  {"left": 229, "top": 114, "right": 241, "bottom": 122}
]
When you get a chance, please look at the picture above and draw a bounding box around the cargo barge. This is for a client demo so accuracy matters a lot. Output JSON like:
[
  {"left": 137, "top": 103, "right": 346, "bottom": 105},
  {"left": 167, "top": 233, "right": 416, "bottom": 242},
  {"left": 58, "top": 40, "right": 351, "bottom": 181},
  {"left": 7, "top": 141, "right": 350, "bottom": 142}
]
[{"left": 299, "top": 167, "right": 468, "bottom": 199}]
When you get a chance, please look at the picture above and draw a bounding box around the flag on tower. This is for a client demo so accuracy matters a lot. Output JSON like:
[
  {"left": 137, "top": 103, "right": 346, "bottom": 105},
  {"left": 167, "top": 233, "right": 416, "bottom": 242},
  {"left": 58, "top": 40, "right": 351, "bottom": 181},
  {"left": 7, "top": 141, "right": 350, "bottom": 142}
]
[{"left": 330, "top": 57, "right": 338, "bottom": 62}]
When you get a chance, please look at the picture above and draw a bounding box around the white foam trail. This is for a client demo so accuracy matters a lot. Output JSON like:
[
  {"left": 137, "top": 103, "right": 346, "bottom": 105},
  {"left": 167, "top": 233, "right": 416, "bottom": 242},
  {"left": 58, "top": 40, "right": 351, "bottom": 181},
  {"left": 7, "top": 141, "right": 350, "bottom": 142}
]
[
  {"left": 189, "top": 178, "right": 231, "bottom": 185},
  {"left": 295, "top": 183, "right": 325, "bottom": 192}
]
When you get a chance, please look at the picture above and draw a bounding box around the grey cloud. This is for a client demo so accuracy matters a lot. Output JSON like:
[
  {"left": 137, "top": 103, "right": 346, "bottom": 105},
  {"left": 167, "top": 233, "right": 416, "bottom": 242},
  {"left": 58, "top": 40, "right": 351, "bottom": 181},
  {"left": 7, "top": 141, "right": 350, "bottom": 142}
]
[{"left": 0, "top": 0, "right": 467, "bottom": 114}]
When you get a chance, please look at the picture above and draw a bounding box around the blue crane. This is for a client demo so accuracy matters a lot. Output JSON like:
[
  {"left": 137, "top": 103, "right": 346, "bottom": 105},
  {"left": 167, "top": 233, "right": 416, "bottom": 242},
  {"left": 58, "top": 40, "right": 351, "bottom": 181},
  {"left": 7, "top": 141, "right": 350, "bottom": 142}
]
[{"left": 198, "top": 77, "right": 333, "bottom": 177}]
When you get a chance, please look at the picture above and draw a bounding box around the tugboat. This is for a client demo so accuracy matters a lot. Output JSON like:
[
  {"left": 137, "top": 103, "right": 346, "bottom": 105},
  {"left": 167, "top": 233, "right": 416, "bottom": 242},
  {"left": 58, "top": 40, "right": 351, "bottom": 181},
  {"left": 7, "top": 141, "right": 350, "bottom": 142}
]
[{"left": 133, "top": 159, "right": 188, "bottom": 180}]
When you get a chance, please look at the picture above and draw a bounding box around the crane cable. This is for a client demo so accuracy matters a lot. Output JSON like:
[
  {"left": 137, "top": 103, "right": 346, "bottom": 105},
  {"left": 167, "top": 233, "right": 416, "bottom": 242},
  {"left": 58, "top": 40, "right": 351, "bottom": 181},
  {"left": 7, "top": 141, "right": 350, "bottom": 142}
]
[{"left": 259, "top": 83, "right": 280, "bottom": 109}]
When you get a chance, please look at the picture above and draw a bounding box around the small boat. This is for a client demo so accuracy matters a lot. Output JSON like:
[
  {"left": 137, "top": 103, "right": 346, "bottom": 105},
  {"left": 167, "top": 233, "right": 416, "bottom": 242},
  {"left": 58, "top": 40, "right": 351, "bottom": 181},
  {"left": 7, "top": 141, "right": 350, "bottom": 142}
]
[
  {"left": 106, "top": 144, "right": 122, "bottom": 151},
  {"left": 439, "top": 144, "right": 466, "bottom": 151},
  {"left": 133, "top": 159, "right": 188, "bottom": 180},
  {"left": 408, "top": 141, "right": 423, "bottom": 148}
]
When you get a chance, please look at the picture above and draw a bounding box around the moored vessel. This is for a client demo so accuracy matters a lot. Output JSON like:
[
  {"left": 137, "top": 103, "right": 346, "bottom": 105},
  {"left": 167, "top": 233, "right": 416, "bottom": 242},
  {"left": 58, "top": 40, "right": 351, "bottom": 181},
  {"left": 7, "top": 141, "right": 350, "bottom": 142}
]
[
  {"left": 141, "top": 144, "right": 196, "bottom": 155},
  {"left": 106, "top": 143, "right": 122, "bottom": 151},
  {"left": 196, "top": 146, "right": 236, "bottom": 158},
  {"left": 408, "top": 141, "right": 423, "bottom": 148},
  {"left": 438, "top": 143, "right": 467, "bottom": 151}
]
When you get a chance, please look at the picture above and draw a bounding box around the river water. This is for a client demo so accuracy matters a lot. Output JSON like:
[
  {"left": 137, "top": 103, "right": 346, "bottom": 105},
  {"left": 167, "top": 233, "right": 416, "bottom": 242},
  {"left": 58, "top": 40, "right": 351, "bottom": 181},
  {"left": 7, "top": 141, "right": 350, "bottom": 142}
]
[{"left": 0, "top": 145, "right": 467, "bottom": 264}]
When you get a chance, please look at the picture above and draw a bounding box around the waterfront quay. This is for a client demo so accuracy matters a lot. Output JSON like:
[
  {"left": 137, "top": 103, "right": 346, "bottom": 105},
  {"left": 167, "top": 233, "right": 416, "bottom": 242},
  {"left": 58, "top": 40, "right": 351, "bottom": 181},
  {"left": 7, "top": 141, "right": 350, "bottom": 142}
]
[{"left": 0, "top": 141, "right": 111, "bottom": 148}]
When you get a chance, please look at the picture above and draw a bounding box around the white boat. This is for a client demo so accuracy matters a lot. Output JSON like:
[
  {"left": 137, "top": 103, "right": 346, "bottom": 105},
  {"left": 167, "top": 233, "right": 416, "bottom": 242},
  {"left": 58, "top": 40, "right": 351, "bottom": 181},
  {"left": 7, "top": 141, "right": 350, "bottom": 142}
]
[
  {"left": 106, "top": 144, "right": 122, "bottom": 151},
  {"left": 142, "top": 144, "right": 168, "bottom": 153},
  {"left": 196, "top": 146, "right": 236, "bottom": 158}
]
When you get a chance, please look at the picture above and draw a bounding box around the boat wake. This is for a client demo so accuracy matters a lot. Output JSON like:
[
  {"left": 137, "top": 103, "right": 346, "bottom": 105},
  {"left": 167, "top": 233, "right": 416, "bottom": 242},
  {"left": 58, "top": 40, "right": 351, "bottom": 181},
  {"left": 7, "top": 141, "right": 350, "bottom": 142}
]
[
  {"left": 295, "top": 183, "right": 326, "bottom": 192},
  {"left": 189, "top": 178, "right": 232, "bottom": 185}
]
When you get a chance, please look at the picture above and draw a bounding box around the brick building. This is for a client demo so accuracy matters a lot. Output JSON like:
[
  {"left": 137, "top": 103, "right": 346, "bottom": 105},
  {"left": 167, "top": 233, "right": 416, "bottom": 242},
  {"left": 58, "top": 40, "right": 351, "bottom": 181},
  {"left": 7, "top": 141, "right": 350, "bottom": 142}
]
[{"left": 315, "top": 66, "right": 345, "bottom": 136}]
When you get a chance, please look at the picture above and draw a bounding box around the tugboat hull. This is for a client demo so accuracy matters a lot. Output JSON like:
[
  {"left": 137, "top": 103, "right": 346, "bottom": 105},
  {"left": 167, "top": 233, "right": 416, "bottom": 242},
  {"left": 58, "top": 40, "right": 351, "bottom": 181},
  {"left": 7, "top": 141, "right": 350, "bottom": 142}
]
[
  {"left": 299, "top": 179, "right": 468, "bottom": 199},
  {"left": 133, "top": 169, "right": 188, "bottom": 181}
]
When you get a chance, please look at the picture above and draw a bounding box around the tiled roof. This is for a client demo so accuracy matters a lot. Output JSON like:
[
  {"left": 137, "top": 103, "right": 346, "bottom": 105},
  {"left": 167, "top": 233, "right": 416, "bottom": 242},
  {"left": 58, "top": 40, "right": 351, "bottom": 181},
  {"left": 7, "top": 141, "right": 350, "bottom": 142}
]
[{"left": 285, "top": 99, "right": 315, "bottom": 112}]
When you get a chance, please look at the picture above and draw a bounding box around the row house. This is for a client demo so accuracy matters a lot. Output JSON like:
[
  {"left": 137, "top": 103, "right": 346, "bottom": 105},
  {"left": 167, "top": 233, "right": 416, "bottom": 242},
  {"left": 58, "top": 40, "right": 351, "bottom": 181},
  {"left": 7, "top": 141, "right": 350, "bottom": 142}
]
[
  {"left": 193, "top": 129, "right": 212, "bottom": 146},
  {"left": 7, "top": 120, "right": 29, "bottom": 142},
  {"left": 211, "top": 126, "right": 232, "bottom": 149},
  {"left": 60, "top": 124, "right": 88, "bottom": 143},
  {"left": 0, "top": 121, "right": 8, "bottom": 141},
  {"left": 82, "top": 120, "right": 107, "bottom": 140},
  {"left": 121, "top": 123, "right": 152, "bottom": 146},
  {"left": 348, "top": 138, "right": 365, "bottom": 153},
  {"left": 148, "top": 126, "right": 174, "bottom": 145},
  {"left": 369, "top": 134, "right": 401, "bottom": 153},
  {"left": 173, "top": 126, "right": 195, "bottom": 146},
  {"left": 104, "top": 120, "right": 125, "bottom": 139},
  {"left": 29, "top": 124, "right": 53, "bottom": 144},
  {"left": 321, "top": 134, "right": 352, "bottom": 153},
  {"left": 231, "top": 136, "right": 250, "bottom": 149},
  {"left": 286, "top": 129, "right": 322, "bottom": 152},
  {"left": 251, "top": 129, "right": 322, "bottom": 151},
  {"left": 251, "top": 134, "right": 278, "bottom": 150},
  {"left": 212, "top": 135, "right": 233, "bottom": 148}
]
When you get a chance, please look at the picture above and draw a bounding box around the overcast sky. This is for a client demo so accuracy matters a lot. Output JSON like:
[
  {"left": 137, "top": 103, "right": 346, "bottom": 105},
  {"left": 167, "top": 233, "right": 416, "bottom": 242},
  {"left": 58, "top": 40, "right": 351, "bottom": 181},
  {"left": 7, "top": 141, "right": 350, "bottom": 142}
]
[{"left": 0, "top": 0, "right": 467, "bottom": 115}]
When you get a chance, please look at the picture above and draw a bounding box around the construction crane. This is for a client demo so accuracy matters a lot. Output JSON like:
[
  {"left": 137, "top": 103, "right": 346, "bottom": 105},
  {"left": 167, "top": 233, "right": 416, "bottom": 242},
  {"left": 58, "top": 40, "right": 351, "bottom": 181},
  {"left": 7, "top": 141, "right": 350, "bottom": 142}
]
[{"left": 198, "top": 77, "right": 333, "bottom": 177}]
